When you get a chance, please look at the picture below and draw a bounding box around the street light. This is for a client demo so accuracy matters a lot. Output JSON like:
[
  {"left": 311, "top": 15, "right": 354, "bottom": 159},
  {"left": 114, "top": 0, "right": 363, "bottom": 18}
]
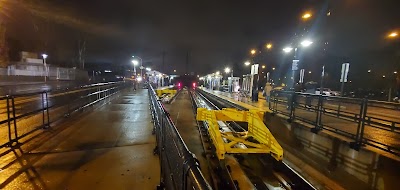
[
  {"left": 300, "top": 39, "right": 313, "bottom": 47},
  {"left": 261, "top": 65, "right": 266, "bottom": 69},
  {"left": 42, "top": 54, "right": 48, "bottom": 82},
  {"left": 266, "top": 43, "right": 272, "bottom": 49},
  {"left": 388, "top": 31, "right": 398, "bottom": 38},
  {"left": 132, "top": 55, "right": 143, "bottom": 76},
  {"left": 224, "top": 67, "right": 231, "bottom": 73},
  {"left": 216, "top": 71, "right": 220, "bottom": 75},
  {"left": 302, "top": 12, "right": 312, "bottom": 20},
  {"left": 282, "top": 39, "right": 313, "bottom": 88},
  {"left": 244, "top": 61, "right": 251, "bottom": 66},
  {"left": 283, "top": 47, "right": 293, "bottom": 53},
  {"left": 146, "top": 67, "right": 151, "bottom": 71},
  {"left": 250, "top": 49, "right": 257, "bottom": 55},
  {"left": 131, "top": 60, "right": 139, "bottom": 76}
]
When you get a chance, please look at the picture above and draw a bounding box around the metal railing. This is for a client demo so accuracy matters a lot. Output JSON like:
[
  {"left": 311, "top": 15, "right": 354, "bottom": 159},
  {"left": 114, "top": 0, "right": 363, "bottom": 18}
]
[
  {"left": 148, "top": 85, "right": 211, "bottom": 190},
  {"left": 0, "top": 81, "right": 129, "bottom": 148},
  {"left": 269, "top": 91, "right": 400, "bottom": 157}
]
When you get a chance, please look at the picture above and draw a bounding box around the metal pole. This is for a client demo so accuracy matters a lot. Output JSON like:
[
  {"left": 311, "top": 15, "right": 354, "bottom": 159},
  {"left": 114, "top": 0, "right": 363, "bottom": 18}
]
[
  {"left": 320, "top": 65, "right": 325, "bottom": 92},
  {"left": 44, "top": 58, "right": 47, "bottom": 82},
  {"left": 292, "top": 48, "right": 298, "bottom": 90},
  {"left": 231, "top": 70, "right": 233, "bottom": 92},
  {"left": 337, "top": 80, "right": 345, "bottom": 116}
]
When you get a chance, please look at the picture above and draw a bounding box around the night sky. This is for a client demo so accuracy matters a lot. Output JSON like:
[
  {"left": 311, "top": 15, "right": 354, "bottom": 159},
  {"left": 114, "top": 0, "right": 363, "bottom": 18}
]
[{"left": 2, "top": 0, "right": 400, "bottom": 78}]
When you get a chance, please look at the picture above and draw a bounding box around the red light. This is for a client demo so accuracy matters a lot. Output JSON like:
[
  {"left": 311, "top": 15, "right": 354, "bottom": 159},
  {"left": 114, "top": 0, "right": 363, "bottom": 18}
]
[
  {"left": 178, "top": 82, "right": 181, "bottom": 87},
  {"left": 192, "top": 82, "right": 196, "bottom": 88}
]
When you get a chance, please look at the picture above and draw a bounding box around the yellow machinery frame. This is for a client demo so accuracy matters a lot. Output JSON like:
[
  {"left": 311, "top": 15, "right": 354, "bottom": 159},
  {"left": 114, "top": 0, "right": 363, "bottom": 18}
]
[
  {"left": 155, "top": 89, "right": 177, "bottom": 98},
  {"left": 196, "top": 108, "right": 283, "bottom": 161}
]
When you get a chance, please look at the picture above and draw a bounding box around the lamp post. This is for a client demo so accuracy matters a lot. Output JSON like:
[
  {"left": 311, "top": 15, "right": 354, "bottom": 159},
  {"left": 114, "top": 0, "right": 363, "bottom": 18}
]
[
  {"left": 42, "top": 54, "right": 48, "bottom": 82},
  {"left": 386, "top": 30, "right": 399, "bottom": 101},
  {"left": 132, "top": 60, "right": 139, "bottom": 77},
  {"left": 132, "top": 56, "right": 143, "bottom": 76},
  {"left": 225, "top": 67, "right": 233, "bottom": 92},
  {"left": 283, "top": 39, "right": 313, "bottom": 90}
]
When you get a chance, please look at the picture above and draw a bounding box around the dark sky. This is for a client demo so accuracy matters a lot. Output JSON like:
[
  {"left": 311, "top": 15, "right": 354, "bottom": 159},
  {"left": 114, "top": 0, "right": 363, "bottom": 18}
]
[{"left": 3, "top": 0, "right": 400, "bottom": 75}]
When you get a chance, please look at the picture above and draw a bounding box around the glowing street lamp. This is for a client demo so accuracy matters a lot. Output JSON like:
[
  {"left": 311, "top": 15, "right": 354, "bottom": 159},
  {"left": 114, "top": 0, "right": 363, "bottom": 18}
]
[
  {"left": 250, "top": 49, "right": 257, "bottom": 55},
  {"left": 132, "top": 55, "right": 143, "bottom": 75},
  {"left": 388, "top": 32, "right": 398, "bottom": 38},
  {"left": 283, "top": 47, "right": 293, "bottom": 53},
  {"left": 244, "top": 61, "right": 251, "bottom": 66},
  {"left": 42, "top": 54, "right": 48, "bottom": 82},
  {"left": 216, "top": 71, "right": 220, "bottom": 75},
  {"left": 146, "top": 67, "right": 151, "bottom": 71},
  {"left": 224, "top": 67, "right": 231, "bottom": 73},
  {"left": 302, "top": 12, "right": 312, "bottom": 20},
  {"left": 266, "top": 43, "right": 272, "bottom": 49},
  {"left": 132, "top": 60, "right": 139, "bottom": 76},
  {"left": 301, "top": 39, "right": 313, "bottom": 47},
  {"left": 261, "top": 65, "right": 266, "bottom": 69}
]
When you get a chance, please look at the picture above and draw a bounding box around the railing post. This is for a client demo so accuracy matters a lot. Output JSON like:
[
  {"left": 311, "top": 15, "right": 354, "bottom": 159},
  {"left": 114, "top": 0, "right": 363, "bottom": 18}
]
[
  {"left": 6, "top": 96, "right": 12, "bottom": 145},
  {"left": 350, "top": 98, "right": 367, "bottom": 150},
  {"left": 358, "top": 99, "right": 368, "bottom": 147},
  {"left": 311, "top": 95, "right": 323, "bottom": 133},
  {"left": 41, "top": 93, "right": 48, "bottom": 128},
  {"left": 45, "top": 92, "right": 50, "bottom": 128},
  {"left": 11, "top": 97, "right": 18, "bottom": 141},
  {"left": 288, "top": 92, "right": 295, "bottom": 122}
]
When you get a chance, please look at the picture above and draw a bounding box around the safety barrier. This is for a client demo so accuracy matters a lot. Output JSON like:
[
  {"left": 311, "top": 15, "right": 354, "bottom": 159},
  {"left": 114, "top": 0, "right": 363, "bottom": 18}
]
[
  {"left": 270, "top": 91, "right": 400, "bottom": 157},
  {"left": 0, "top": 81, "right": 129, "bottom": 148},
  {"left": 148, "top": 85, "right": 211, "bottom": 190}
]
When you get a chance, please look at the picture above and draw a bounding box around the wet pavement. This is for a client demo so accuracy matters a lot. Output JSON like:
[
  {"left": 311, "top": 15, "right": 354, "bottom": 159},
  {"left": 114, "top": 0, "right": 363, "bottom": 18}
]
[
  {"left": 0, "top": 81, "right": 81, "bottom": 96},
  {"left": 0, "top": 89, "right": 160, "bottom": 189}
]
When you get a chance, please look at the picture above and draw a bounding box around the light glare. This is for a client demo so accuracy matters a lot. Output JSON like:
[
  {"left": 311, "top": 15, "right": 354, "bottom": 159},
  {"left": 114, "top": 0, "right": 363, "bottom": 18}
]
[
  {"left": 301, "top": 40, "right": 313, "bottom": 47},
  {"left": 283, "top": 47, "right": 293, "bottom": 53}
]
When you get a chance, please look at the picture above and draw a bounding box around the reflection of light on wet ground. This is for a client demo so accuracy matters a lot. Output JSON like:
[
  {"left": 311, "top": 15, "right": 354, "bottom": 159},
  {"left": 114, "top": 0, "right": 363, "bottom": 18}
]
[{"left": 0, "top": 82, "right": 77, "bottom": 96}]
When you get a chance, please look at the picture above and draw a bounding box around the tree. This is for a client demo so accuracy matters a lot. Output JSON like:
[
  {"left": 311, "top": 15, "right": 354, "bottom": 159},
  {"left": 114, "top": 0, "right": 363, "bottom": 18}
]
[
  {"left": 0, "top": 20, "right": 9, "bottom": 68},
  {"left": 78, "top": 35, "right": 86, "bottom": 69}
]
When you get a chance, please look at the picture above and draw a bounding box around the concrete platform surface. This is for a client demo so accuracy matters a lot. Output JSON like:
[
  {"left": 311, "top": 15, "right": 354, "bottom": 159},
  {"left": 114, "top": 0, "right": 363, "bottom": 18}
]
[{"left": 0, "top": 89, "right": 160, "bottom": 190}]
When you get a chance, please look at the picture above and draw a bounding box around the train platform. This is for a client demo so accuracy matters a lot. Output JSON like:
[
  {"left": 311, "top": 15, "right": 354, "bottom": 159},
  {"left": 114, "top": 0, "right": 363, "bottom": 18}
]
[{"left": 0, "top": 89, "right": 160, "bottom": 189}]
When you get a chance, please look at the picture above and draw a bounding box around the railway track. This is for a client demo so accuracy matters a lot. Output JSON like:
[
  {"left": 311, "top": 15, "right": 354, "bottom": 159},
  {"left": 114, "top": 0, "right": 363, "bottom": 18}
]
[{"left": 189, "top": 88, "right": 315, "bottom": 190}]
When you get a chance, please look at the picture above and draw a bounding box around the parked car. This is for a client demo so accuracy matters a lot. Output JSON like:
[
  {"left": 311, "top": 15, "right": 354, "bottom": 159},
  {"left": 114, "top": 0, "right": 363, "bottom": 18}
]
[{"left": 315, "top": 88, "right": 340, "bottom": 96}]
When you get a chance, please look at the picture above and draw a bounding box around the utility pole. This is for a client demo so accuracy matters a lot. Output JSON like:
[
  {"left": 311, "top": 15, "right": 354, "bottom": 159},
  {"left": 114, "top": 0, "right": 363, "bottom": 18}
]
[{"left": 162, "top": 51, "right": 165, "bottom": 73}]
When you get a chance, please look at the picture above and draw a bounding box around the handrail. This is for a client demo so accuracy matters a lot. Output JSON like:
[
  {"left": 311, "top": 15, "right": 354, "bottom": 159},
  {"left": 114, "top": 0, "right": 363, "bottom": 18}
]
[
  {"left": 269, "top": 90, "right": 400, "bottom": 158},
  {"left": 0, "top": 81, "right": 129, "bottom": 148},
  {"left": 148, "top": 85, "right": 211, "bottom": 190}
]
